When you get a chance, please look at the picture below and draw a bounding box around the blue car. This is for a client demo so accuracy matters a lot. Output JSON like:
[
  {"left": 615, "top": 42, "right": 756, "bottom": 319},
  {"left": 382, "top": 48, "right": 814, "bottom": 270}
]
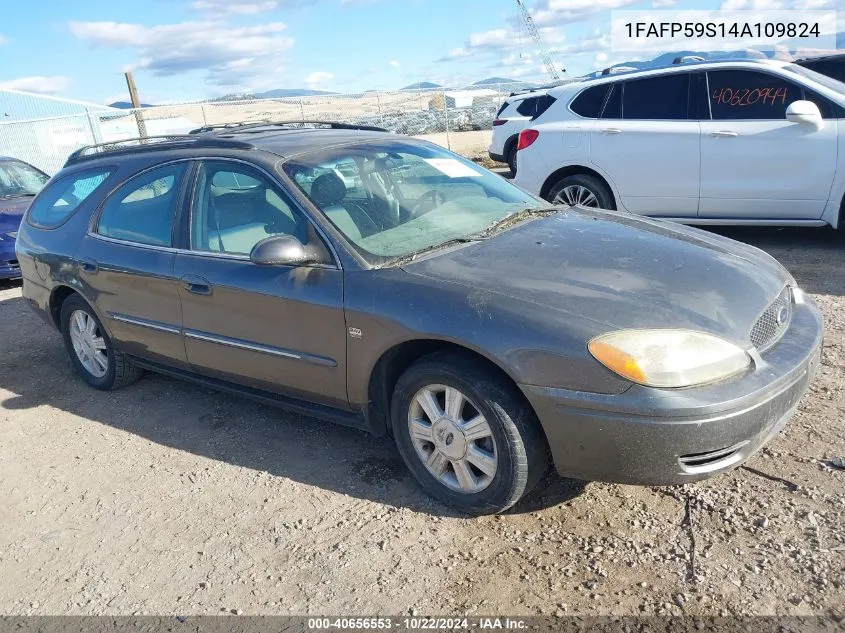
[{"left": 0, "top": 157, "right": 50, "bottom": 279}]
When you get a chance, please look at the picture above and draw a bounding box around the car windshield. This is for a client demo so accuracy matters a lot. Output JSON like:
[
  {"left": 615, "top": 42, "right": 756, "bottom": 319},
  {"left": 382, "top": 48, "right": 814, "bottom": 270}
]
[
  {"left": 282, "top": 141, "right": 550, "bottom": 265},
  {"left": 0, "top": 160, "right": 50, "bottom": 199},
  {"left": 783, "top": 63, "right": 845, "bottom": 98}
]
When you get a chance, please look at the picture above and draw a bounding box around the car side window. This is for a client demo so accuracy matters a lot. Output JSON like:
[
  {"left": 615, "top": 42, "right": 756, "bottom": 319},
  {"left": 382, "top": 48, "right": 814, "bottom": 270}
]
[
  {"left": 190, "top": 161, "right": 309, "bottom": 256},
  {"left": 515, "top": 97, "right": 538, "bottom": 117},
  {"left": 570, "top": 85, "right": 608, "bottom": 118},
  {"left": 707, "top": 70, "right": 804, "bottom": 120},
  {"left": 96, "top": 163, "right": 187, "bottom": 246},
  {"left": 623, "top": 73, "right": 690, "bottom": 120},
  {"left": 27, "top": 169, "right": 112, "bottom": 229},
  {"left": 601, "top": 83, "right": 622, "bottom": 119},
  {"left": 802, "top": 88, "right": 845, "bottom": 120}
]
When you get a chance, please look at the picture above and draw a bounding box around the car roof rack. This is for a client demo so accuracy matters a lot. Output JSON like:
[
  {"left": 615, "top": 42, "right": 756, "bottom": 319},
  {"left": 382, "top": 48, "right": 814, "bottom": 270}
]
[
  {"left": 65, "top": 135, "right": 255, "bottom": 165},
  {"left": 673, "top": 55, "right": 706, "bottom": 64},
  {"left": 191, "top": 120, "right": 390, "bottom": 135}
]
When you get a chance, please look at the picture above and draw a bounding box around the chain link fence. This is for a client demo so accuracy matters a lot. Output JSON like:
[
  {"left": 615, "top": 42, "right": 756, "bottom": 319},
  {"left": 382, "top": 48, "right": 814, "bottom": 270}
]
[{"left": 0, "top": 84, "right": 536, "bottom": 175}]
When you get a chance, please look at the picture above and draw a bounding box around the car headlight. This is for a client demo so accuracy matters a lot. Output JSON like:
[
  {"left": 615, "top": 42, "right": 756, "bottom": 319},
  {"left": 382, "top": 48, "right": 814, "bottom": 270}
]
[{"left": 588, "top": 329, "right": 751, "bottom": 388}]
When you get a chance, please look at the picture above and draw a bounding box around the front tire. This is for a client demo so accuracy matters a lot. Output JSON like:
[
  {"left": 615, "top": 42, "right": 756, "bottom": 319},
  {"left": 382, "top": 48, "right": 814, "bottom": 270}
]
[
  {"left": 546, "top": 174, "right": 615, "bottom": 210},
  {"left": 391, "top": 352, "right": 548, "bottom": 515},
  {"left": 60, "top": 294, "right": 143, "bottom": 390}
]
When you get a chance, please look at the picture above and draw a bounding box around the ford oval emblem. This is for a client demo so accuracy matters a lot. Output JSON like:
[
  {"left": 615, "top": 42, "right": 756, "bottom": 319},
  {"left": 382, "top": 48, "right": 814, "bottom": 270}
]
[{"left": 776, "top": 306, "right": 788, "bottom": 326}]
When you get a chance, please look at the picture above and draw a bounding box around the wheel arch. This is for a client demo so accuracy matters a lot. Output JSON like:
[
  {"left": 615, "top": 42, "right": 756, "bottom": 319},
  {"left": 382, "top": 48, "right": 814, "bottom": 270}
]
[
  {"left": 503, "top": 134, "right": 519, "bottom": 160},
  {"left": 539, "top": 164, "right": 616, "bottom": 205},
  {"left": 49, "top": 285, "right": 79, "bottom": 329},
  {"left": 365, "top": 338, "right": 544, "bottom": 441}
]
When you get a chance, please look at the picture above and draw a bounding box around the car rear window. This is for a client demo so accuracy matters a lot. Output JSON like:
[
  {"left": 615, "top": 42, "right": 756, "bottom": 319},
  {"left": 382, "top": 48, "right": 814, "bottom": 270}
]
[
  {"left": 26, "top": 168, "right": 113, "bottom": 229},
  {"left": 570, "top": 85, "right": 609, "bottom": 118},
  {"left": 515, "top": 97, "right": 539, "bottom": 117},
  {"left": 532, "top": 94, "right": 556, "bottom": 120}
]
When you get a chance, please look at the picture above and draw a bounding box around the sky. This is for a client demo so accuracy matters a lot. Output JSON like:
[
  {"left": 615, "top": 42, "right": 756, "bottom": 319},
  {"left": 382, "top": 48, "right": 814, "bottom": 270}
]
[{"left": 0, "top": 0, "right": 839, "bottom": 104}]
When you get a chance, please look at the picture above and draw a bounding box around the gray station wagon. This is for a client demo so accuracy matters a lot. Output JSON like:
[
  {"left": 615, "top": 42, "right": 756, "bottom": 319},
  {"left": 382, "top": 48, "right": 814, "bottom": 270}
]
[{"left": 16, "top": 122, "right": 823, "bottom": 514}]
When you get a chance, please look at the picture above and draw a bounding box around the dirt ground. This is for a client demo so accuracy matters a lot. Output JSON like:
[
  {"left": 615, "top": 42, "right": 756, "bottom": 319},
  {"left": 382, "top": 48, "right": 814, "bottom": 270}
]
[{"left": 0, "top": 226, "right": 843, "bottom": 617}]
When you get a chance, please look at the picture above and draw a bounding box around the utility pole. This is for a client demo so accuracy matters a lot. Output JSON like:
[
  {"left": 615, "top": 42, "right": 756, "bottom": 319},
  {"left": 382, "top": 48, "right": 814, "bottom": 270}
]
[{"left": 124, "top": 72, "right": 148, "bottom": 139}]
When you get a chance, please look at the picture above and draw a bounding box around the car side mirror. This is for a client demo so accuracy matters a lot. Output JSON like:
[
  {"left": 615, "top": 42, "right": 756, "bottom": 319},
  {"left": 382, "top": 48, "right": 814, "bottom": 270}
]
[
  {"left": 786, "top": 100, "right": 823, "bottom": 130},
  {"left": 250, "top": 235, "right": 323, "bottom": 267}
]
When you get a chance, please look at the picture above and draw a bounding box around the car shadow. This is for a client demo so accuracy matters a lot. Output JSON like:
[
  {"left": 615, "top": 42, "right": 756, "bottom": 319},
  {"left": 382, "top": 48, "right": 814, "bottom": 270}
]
[{"left": 0, "top": 295, "right": 585, "bottom": 517}]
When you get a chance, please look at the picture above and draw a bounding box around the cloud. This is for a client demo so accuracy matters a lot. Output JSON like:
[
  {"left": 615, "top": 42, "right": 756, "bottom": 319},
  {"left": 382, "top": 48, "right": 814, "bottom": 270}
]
[
  {"left": 389, "top": 60, "right": 400, "bottom": 68},
  {"left": 528, "top": 0, "right": 640, "bottom": 27},
  {"left": 0, "top": 76, "right": 70, "bottom": 95},
  {"left": 190, "top": 0, "right": 279, "bottom": 13},
  {"left": 651, "top": 0, "right": 676, "bottom": 6},
  {"left": 0, "top": 34, "right": 7, "bottom": 45},
  {"left": 305, "top": 71, "right": 334, "bottom": 86},
  {"left": 69, "top": 20, "right": 294, "bottom": 88},
  {"left": 720, "top": 0, "right": 833, "bottom": 7}
]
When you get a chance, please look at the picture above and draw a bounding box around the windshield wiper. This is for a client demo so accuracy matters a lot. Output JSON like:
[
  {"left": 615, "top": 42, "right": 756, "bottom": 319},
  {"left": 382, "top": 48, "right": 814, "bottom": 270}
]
[
  {"left": 469, "top": 206, "right": 559, "bottom": 239},
  {"left": 0, "top": 193, "right": 37, "bottom": 200},
  {"left": 385, "top": 236, "right": 487, "bottom": 268}
]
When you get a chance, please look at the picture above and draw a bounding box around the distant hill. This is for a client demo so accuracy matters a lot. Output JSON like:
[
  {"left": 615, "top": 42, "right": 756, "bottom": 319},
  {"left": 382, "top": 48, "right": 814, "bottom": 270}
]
[
  {"left": 254, "top": 88, "right": 334, "bottom": 98},
  {"left": 473, "top": 77, "right": 534, "bottom": 87},
  {"left": 108, "top": 101, "right": 154, "bottom": 109},
  {"left": 401, "top": 82, "right": 442, "bottom": 91},
  {"left": 597, "top": 32, "right": 845, "bottom": 76}
]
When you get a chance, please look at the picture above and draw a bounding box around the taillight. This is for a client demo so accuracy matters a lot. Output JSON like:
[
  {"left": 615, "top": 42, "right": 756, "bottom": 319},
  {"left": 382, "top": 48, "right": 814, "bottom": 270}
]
[
  {"left": 517, "top": 129, "right": 539, "bottom": 151},
  {"left": 492, "top": 119, "right": 508, "bottom": 126}
]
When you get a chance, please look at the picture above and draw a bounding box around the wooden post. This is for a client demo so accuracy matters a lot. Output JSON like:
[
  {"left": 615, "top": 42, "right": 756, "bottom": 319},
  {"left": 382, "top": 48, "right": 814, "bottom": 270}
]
[{"left": 125, "top": 72, "right": 148, "bottom": 140}]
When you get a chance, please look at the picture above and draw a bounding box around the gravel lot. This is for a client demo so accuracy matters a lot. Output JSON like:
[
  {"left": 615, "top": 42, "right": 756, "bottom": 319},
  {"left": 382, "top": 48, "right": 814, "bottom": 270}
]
[{"left": 0, "top": 226, "right": 843, "bottom": 617}]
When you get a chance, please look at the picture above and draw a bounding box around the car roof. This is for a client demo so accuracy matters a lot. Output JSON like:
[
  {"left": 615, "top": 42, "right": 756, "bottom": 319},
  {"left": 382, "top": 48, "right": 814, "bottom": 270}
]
[
  {"left": 63, "top": 122, "right": 403, "bottom": 168},
  {"left": 795, "top": 51, "right": 845, "bottom": 63},
  {"left": 548, "top": 58, "right": 791, "bottom": 96}
]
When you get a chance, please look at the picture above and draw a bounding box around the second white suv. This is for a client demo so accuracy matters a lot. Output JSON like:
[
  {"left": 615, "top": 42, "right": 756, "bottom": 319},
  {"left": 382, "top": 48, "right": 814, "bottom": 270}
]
[
  {"left": 515, "top": 59, "right": 845, "bottom": 229},
  {"left": 488, "top": 90, "right": 554, "bottom": 174}
]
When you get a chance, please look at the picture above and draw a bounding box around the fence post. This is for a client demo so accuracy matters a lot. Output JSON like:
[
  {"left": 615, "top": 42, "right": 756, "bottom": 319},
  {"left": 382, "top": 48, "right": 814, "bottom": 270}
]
[
  {"left": 200, "top": 103, "right": 208, "bottom": 126},
  {"left": 299, "top": 98, "right": 306, "bottom": 122},
  {"left": 376, "top": 90, "right": 384, "bottom": 127},
  {"left": 85, "top": 108, "right": 103, "bottom": 144},
  {"left": 441, "top": 89, "right": 452, "bottom": 151}
]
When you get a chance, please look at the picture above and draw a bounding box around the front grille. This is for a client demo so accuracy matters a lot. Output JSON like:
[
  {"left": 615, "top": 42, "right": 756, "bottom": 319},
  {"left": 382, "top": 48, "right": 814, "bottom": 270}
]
[{"left": 749, "top": 287, "right": 792, "bottom": 352}]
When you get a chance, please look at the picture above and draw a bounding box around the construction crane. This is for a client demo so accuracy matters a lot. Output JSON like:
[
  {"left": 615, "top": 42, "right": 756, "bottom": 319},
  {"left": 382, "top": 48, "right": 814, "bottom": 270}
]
[{"left": 515, "top": 0, "right": 564, "bottom": 81}]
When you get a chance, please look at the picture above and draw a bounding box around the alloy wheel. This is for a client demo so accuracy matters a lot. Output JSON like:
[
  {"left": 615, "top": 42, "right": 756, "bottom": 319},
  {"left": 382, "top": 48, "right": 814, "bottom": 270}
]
[
  {"left": 556, "top": 184, "right": 599, "bottom": 208},
  {"left": 68, "top": 310, "right": 108, "bottom": 378},
  {"left": 408, "top": 384, "right": 498, "bottom": 493}
]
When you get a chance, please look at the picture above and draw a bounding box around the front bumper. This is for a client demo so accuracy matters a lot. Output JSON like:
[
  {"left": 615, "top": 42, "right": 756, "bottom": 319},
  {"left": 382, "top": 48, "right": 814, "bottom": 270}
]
[{"left": 521, "top": 298, "right": 823, "bottom": 485}]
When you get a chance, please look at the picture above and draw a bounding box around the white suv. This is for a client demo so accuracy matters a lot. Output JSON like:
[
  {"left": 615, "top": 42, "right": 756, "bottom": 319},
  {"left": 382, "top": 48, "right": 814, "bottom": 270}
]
[
  {"left": 514, "top": 60, "right": 845, "bottom": 229},
  {"left": 488, "top": 90, "right": 554, "bottom": 174}
]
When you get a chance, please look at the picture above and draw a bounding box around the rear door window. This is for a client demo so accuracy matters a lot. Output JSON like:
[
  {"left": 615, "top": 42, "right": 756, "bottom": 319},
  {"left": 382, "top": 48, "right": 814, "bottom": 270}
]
[
  {"left": 96, "top": 163, "right": 188, "bottom": 247},
  {"left": 707, "top": 70, "right": 805, "bottom": 120},
  {"left": 622, "top": 73, "right": 690, "bottom": 120},
  {"left": 570, "top": 85, "right": 609, "bottom": 118},
  {"left": 27, "top": 168, "right": 113, "bottom": 229},
  {"left": 601, "top": 83, "right": 622, "bottom": 119}
]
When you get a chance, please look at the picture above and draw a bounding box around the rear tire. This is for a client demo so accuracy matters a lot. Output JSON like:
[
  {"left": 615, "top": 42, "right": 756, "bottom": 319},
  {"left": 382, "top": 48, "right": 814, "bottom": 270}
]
[
  {"left": 60, "top": 294, "right": 143, "bottom": 391},
  {"left": 391, "top": 351, "right": 548, "bottom": 515},
  {"left": 507, "top": 144, "right": 518, "bottom": 176},
  {"left": 546, "top": 174, "right": 615, "bottom": 210}
]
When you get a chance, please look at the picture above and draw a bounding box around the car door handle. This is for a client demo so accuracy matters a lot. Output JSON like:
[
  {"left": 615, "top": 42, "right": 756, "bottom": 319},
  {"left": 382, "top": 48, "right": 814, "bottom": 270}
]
[
  {"left": 78, "top": 258, "right": 98, "bottom": 274},
  {"left": 181, "top": 275, "right": 212, "bottom": 296},
  {"left": 711, "top": 130, "right": 739, "bottom": 138},
  {"left": 600, "top": 128, "right": 622, "bottom": 135}
]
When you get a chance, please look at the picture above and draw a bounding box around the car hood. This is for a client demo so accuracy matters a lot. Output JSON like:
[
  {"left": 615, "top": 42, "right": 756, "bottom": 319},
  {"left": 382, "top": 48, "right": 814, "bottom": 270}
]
[
  {"left": 0, "top": 197, "right": 30, "bottom": 232},
  {"left": 401, "top": 207, "right": 793, "bottom": 343}
]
